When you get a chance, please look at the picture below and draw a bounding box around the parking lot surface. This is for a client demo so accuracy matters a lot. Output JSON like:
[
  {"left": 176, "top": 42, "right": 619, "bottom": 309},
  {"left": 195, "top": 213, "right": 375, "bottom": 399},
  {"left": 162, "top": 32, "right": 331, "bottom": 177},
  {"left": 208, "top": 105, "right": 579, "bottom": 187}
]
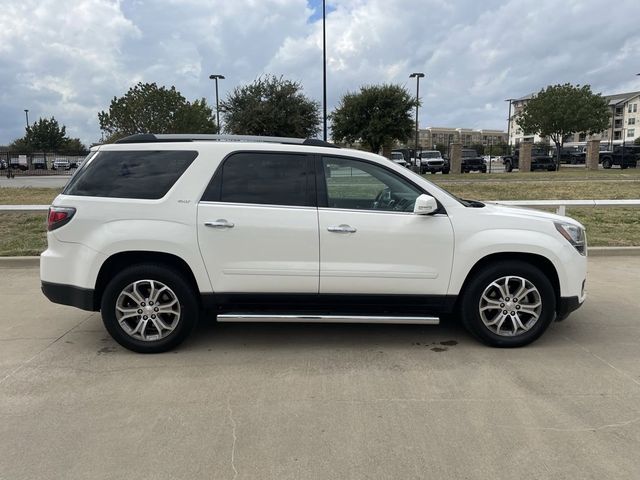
[{"left": 1, "top": 257, "right": 639, "bottom": 479}]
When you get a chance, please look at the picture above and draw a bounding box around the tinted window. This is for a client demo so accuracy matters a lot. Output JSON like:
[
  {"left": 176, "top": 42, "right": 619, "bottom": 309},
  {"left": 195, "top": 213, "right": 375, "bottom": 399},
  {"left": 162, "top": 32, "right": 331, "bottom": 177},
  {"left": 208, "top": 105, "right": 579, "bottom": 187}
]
[
  {"left": 64, "top": 150, "right": 197, "bottom": 199},
  {"left": 322, "top": 157, "right": 422, "bottom": 212},
  {"left": 202, "top": 152, "right": 313, "bottom": 207}
]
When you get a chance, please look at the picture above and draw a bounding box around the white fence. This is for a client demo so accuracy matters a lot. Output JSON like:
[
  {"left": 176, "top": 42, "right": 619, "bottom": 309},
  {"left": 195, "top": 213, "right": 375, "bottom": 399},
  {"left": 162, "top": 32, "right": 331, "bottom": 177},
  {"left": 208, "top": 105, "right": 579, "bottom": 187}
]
[{"left": 1, "top": 200, "right": 640, "bottom": 216}]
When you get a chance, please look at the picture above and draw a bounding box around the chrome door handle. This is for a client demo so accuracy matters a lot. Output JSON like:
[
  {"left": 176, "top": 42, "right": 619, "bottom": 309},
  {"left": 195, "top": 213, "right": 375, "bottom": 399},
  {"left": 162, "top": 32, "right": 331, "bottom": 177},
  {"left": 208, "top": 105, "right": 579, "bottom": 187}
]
[
  {"left": 204, "top": 219, "right": 235, "bottom": 229},
  {"left": 327, "top": 224, "right": 357, "bottom": 233}
]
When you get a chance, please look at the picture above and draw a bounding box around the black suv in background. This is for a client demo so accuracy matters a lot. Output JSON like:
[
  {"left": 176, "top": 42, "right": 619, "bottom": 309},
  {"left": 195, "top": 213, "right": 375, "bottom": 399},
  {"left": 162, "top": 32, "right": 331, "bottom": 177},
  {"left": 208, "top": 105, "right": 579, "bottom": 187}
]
[
  {"left": 460, "top": 149, "right": 486, "bottom": 173},
  {"left": 556, "top": 146, "right": 585, "bottom": 164},
  {"left": 600, "top": 145, "right": 640, "bottom": 169},
  {"left": 502, "top": 148, "right": 556, "bottom": 172}
]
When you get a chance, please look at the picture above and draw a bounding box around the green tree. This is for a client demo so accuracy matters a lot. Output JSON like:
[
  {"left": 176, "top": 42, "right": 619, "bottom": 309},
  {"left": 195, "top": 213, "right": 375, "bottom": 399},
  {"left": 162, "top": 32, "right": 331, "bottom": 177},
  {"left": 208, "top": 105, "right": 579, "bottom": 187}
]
[
  {"left": 222, "top": 75, "right": 320, "bottom": 137},
  {"left": 330, "top": 84, "right": 415, "bottom": 153},
  {"left": 635, "top": 137, "right": 640, "bottom": 146},
  {"left": 98, "top": 82, "right": 217, "bottom": 140},
  {"left": 516, "top": 84, "right": 610, "bottom": 169},
  {"left": 8, "top": 117, "right": 87, "bottom": 152}
]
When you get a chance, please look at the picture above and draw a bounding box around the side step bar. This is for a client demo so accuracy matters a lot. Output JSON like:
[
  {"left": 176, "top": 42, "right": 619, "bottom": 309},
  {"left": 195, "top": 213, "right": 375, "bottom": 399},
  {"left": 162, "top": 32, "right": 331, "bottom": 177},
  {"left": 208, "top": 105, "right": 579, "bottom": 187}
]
[{"left": 217, "top": 314, "right": 439, "bottom": 325}]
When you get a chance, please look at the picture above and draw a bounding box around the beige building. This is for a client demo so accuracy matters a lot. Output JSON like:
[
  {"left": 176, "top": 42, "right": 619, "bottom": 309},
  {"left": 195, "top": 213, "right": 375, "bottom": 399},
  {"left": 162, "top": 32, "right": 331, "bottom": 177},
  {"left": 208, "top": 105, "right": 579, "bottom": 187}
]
[
  {"left": 508, "top": 90, "right": 640, "bottom": 147},
  {"left": 412, "top": 127, "right": 507, "bottom": 150}
]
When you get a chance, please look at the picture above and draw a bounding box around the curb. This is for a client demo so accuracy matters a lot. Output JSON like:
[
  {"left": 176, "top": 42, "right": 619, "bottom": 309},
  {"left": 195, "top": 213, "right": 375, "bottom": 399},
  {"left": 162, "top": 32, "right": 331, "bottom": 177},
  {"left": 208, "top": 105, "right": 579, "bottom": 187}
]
[{"left": 1, "top": 247, "right": 639, "bottom": 268}]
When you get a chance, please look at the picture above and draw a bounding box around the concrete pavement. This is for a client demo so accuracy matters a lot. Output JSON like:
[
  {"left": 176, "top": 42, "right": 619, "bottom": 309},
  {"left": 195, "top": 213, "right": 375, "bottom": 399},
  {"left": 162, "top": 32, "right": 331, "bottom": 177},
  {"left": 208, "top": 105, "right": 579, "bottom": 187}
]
[
  {"left": 1, "top": 257, "right": 639, "bottom": 479},
  {"left": 0, "top": 175, "right": 71, "bottom": 189}
]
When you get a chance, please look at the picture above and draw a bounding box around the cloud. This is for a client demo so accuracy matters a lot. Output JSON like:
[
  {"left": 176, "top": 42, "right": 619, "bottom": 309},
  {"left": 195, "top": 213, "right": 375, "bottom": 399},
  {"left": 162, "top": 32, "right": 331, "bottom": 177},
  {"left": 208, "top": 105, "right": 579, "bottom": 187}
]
[{"left": 1, "top": 0, "right": 639, "bottom": 145}]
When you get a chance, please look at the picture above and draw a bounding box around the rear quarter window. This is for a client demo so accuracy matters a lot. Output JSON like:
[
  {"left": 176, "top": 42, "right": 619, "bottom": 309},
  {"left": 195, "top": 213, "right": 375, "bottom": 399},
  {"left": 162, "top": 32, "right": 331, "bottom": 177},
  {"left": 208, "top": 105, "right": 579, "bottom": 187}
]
[{"left": 63, "top": 150, "right": 198, "bottom": 199}]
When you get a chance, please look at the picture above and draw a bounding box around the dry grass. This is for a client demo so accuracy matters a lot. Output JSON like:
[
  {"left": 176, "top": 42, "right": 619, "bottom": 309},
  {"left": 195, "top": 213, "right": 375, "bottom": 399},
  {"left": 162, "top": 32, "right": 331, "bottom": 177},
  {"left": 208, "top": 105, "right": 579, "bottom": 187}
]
[{"left": 0, "top": 187, "right": 61, "bottom": 205}]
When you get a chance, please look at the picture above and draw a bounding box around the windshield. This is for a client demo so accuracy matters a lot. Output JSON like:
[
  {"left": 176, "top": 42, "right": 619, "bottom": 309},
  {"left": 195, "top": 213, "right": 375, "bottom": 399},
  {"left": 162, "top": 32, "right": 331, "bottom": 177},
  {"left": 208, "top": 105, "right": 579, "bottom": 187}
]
[
  {"left": 461, "top": 150, "right": 478, "bottom": 157},
  {"left": 532, "top": 149, "right": 548, "bottom": 156},
  {"left": 391, "top": 153, "right": 404, "bottom": 160},
  {"left": 420, "top": 151, "right": 441, "bottom": 159}
]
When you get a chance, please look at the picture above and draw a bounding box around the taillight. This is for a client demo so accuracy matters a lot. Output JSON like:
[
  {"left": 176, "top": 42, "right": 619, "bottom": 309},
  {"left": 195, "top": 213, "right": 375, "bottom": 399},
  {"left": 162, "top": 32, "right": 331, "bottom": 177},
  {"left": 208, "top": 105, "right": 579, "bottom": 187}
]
[{"left": 47, "top": 206, "right": 76, "bottom": 231}]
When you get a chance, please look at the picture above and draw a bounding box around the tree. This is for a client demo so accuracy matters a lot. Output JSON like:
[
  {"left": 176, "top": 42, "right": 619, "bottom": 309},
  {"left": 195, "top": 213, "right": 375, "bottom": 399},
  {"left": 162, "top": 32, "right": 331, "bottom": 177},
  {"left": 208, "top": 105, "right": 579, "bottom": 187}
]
[
  {"left": 635, "top": 137, "right": 640, "bottom": 146},
  {"left": 8, "top": 117, "right": 87, "bottom": 153},
  {"left": 98, "top": 82, "right": 217, "bottom": 140},
  {"left": 221, "top": 75, "right": 320, "bottom": 138},
  {"left": 516, "top": 84, "right": 610, "bottom": 170},
  {"left": 330, "top": 84, "right": 415, "bottom": 153}
]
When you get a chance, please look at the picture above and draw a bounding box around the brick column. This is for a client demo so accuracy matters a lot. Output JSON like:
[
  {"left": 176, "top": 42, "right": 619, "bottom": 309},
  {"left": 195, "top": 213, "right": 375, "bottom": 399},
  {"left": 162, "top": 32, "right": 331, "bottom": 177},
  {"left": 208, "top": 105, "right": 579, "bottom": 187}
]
[
  {"left": 586, "top": 139, "right": 600, "bottom": 171},
  {"left": 519, "top": 142, "right": 532, "bottom": 172},
  {"left": 450, "top": 143, "right": 462, "bottom": 173}
]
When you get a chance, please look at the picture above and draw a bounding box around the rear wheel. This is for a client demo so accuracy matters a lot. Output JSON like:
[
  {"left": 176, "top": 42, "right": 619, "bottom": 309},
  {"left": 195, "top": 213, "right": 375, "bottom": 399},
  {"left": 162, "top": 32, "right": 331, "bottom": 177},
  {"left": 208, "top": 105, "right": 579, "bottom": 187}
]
[
  {"left": 504, "top": 160, "right": 513, "bottom": 172},
  {"left": 602, "top": 158, "right": 612, "bottom": 169},
  {"left": 101, "top": 264, "right": 199, "bottom": 353},
  {"left": 460, "top": 261, "right": 556, "bottom": 347}
]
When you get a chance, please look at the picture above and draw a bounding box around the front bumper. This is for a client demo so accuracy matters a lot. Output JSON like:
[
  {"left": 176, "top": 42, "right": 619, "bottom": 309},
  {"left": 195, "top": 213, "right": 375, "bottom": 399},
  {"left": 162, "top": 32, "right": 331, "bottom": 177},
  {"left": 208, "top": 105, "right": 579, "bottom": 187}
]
[{"left": 556, "top": 296, "right": 583, "bottom": 321}]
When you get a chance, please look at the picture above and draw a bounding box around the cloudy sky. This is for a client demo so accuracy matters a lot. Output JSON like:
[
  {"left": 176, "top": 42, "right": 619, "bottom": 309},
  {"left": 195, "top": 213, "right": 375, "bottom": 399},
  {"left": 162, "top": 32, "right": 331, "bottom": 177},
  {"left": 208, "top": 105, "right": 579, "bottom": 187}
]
[{"left": 1, "top": 0, "right": 640, "bottom": 146}]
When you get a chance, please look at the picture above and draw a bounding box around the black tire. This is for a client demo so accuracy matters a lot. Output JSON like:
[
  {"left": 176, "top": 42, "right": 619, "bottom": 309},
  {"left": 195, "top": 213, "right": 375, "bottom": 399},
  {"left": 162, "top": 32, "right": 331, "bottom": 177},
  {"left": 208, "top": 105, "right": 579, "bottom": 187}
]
[
  {"left": 481, "top": 167, "right": 487, "bottom": 173},
  {"left": 442, "top": 169, "right": 450, "bottom": 174},
  {"left": 430, "top": 170, "right": 436, "bottom": 174},
  {"left": 504, "top": 160, "right": 513, "bottom": 172},
  {"left": 602, "top": 158, "right": 612, "bottom": 169},
  {"left": 459, "top": 261, "right": 556, "bottom": 348},
  {"left": 100, "top": 263, "right": 199, "bottom": 353},
  {"left": 547, "top": 166, "right": 555, "bottom": 171}
]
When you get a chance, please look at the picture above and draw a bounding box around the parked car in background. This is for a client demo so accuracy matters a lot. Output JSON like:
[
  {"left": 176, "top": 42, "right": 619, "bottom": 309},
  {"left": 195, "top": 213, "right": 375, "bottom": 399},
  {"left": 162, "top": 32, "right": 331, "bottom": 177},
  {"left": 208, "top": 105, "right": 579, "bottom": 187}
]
[
  {"left": 32, "top": 157, "right": 47, "bottom": 170},
  {"left": 555, "top": 146, "right": 585, "bottom": 164},
  {"left": 52, "top": 158, "right": 71, "bottom": 170},
  {"left": 503, "top": 148, "right": 556, "bottom": 172},
  {"left": 41, "top": 133, "right": 587, "bottom": 353},
  {"left": 9, "top": 156, "right": 28, "bottom": 171},
  {"left": 461, "top": 149, "right": 486, "bottom": 173},
  {"left": 600, "top": 145, "right": 640, "bottom": 169},
  {"left": 0, "top": 159, "right": 7, "bottom": 170},
  {"left": 390, "top": 151, "right": 408, "bottom": 167},
  {"left": 417, "top": 150, "right": 449, "bottom": 174}
]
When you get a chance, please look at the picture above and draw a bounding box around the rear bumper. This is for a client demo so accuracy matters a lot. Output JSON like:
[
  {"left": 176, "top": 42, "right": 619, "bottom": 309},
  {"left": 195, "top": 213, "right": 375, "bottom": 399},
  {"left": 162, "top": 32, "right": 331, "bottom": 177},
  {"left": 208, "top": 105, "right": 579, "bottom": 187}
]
[{"left": 41, "top": 281, "right": 97, "bottom": 311}]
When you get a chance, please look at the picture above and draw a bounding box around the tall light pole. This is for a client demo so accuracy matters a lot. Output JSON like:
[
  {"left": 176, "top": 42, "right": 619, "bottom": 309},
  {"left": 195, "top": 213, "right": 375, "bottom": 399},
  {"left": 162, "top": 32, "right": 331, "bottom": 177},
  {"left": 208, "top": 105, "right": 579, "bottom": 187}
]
[
  {"left": 322, "top": 0, "right": 327, "bottom": 141},
  {"left": 24, "top": 109, "right": 29, "bottom": 128},
  {"left": 505, "top": 98, "right": 515, "bottom": 154},
  {"left": 209, "top": 74, "right": 225, "bottom": 133},
  {"left": 410, "top": 72, "right": 425, "bottom": 168}
]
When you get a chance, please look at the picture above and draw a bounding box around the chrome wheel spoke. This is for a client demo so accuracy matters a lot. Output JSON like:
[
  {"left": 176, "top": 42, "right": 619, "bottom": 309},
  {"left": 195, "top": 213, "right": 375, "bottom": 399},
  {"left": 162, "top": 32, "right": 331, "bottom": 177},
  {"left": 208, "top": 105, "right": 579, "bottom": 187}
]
[
  {"left": 115, "top": 279, "right": 181, "bottom": 342},
  {"left": 479, "top": 275, "right": 542, "bottom": 337}
]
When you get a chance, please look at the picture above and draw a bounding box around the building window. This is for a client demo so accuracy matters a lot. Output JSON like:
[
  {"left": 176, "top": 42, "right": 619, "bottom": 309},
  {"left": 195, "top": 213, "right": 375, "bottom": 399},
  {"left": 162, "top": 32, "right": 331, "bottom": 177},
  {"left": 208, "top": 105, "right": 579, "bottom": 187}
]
[
  {"left": 629, "top": 104, "right": 633, "bottom": 113},
  {"left": 579, "top": 133, "right": 586, "bottom": 142},
  {"left": 634, "top": 104, "right": 638, "bottom": 113},
  {"left": 629, "top": 118, "right": 636, "bottom": 125},
  {"left": 614, "top": 131, "right": 622, "bottom": 140},
  {"left": 616, "top": 107, "right": 624, "bottom": 116},
  {"left": 628, "top": 129, "right": 635, "bottom": 138}
]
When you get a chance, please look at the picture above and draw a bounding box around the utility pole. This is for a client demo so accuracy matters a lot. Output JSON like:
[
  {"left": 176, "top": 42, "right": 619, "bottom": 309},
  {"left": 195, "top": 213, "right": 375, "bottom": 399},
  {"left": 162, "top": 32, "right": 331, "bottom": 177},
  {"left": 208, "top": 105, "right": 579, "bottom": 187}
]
[
  {"left": 505, "top": 99, "right": 514, "bottom": 155},
  {"left": 24, "top": 109, "right": 29, "bottom": 128}
]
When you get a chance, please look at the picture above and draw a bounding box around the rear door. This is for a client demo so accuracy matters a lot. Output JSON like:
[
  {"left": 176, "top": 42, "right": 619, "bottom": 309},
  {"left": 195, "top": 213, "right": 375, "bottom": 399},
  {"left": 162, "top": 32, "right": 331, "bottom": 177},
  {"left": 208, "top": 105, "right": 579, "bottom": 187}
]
[{"left": 197, "top": 151, "right": 319, "bottom": 293}]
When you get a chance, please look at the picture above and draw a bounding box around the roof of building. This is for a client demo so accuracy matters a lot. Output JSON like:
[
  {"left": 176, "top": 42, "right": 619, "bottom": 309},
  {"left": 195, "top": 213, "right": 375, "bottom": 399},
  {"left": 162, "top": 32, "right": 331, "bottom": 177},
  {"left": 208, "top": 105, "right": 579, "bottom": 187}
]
[{"left": 513, "top": 90, "right": 640, "bottom": 105}]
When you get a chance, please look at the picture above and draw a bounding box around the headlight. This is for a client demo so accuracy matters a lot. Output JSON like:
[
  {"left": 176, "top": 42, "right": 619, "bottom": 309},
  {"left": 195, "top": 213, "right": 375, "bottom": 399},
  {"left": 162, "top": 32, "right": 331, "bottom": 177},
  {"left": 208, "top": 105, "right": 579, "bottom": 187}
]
[{"left": 554, "top": 222, "right": 586, "bottom": 255}]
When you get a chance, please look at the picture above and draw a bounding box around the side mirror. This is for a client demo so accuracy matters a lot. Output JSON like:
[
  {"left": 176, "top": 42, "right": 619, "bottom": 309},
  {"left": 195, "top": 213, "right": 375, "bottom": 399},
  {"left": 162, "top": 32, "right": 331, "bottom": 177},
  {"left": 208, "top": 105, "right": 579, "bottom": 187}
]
[{"left": 414, "top": 194, "right": 438, "bottom": 215}]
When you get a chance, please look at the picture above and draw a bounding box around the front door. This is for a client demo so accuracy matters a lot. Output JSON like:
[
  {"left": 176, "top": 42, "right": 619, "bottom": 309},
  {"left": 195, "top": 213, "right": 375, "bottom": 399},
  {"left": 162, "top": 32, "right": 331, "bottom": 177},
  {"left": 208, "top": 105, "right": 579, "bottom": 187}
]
[
  {"left": 197, "top": 152, "right": 319, "bottom": 293},
  {"left": 318, "top": 156, "right": 454, "bottom": 295}
]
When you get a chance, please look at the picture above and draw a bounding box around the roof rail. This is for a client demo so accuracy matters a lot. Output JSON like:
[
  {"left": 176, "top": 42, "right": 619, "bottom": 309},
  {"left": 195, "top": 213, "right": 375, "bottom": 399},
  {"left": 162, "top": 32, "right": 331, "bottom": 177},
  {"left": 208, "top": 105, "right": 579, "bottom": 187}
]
[{"left": 114, "top": 133, "right": 339, "bottom": 148}]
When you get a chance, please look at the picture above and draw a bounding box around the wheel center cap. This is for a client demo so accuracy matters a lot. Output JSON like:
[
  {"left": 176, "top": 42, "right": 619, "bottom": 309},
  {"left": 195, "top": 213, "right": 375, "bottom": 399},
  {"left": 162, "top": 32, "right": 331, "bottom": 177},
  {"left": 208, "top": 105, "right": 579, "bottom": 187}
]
[{"left": 505, "top": 301, "right": 515, "bottom": 310}]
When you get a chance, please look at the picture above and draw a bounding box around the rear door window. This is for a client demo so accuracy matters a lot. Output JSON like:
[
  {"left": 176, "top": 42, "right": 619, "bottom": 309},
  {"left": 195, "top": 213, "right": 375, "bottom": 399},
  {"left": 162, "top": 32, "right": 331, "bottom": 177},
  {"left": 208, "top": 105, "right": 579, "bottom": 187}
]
[
  {"left": 64, "top": 150, "right": 198, "bottom": 199},
  {"left": 201, "top": 152, "right": 314, "bottom": 207}
]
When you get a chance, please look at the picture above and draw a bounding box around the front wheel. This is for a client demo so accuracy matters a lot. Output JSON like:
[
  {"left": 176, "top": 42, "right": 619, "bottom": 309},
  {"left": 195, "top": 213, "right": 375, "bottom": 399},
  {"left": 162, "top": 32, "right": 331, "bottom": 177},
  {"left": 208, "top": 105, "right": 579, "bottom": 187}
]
[
  {"left": 602, "top": 158, "right": 612, "bottom": 169},
  {"left": 504, "top": 161, "right": 513, "bottom": 172},
  {"left": 101, "top": 264, "right": 199, "bottom": 353},
  {"left": 460, "top": 261, "right": 556, "bottom": 347}
]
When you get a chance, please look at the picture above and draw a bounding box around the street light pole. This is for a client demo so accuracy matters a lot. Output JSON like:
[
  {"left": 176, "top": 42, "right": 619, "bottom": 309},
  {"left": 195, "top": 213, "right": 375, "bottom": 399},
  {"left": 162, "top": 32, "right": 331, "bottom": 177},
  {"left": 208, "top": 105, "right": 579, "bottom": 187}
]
[
  {"left": 409, "top": 72, "right": 425, "bottom": 169},
  {"left": 24, "top": 109, "right": 29, "bottom": 128},
  {"left": 505, "top": 99, "right": 514, "bottom": 155},
  {"left": 209, "top": 74, "right": 225, "bottom": 132},
  {"left": 322, "top": 0, "right": 327, "bottom": 141}
]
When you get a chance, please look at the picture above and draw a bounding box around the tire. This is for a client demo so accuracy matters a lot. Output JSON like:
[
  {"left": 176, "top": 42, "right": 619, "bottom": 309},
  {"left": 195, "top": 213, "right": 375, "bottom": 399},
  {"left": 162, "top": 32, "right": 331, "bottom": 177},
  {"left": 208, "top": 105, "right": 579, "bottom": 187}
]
[
  {"left": 100, "top": 263, "right": 199, "bottom": 353},
  {"left": 459, "top": 261, "right": 556, "bottom": 348},
  {"left": 442, "top": 169, "right": 450, "bottom": 174},
  {"left": 504, "top": 160, "right": 513, "bottom": 172},
  {"left": 547, "top": 166, "right": 555, "bottom": 171},
  {"left": 602, "top": 158, "right": 612, "bottom": 169},
  {"left": 481, "top": 167, "right": 487, "bottom": 173}
]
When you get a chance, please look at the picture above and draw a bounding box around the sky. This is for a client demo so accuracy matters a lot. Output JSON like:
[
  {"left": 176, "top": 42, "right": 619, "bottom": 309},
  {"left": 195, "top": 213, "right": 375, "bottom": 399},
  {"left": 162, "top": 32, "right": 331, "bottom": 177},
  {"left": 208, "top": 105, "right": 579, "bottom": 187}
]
[{"left": 1, "top": 0, "right": 640, "bottom": 146}]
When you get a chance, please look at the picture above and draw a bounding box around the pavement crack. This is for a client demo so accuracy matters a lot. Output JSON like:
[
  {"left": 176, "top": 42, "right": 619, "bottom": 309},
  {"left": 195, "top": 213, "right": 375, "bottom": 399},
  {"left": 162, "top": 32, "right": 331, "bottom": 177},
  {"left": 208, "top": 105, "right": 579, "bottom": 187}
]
[{"left": 227, "top": 396, "right": 238, "bottom": 480}]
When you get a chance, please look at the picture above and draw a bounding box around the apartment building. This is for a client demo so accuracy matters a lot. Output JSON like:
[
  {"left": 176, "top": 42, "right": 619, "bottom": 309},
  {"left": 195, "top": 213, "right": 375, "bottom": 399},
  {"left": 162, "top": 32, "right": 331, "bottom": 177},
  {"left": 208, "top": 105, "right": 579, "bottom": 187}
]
[
  {"left": 414, "top": 127, "right": 507, "bottom": 149},
  {"left": 508, "top": 90, "right": 640, "bottom": 147}
]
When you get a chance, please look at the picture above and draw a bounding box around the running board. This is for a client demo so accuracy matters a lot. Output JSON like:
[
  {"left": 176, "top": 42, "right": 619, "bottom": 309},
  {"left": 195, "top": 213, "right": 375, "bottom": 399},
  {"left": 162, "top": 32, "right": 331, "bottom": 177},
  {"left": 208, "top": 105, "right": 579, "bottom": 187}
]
[{"left": 217, "top": 314, "right": 440, "bottom": 324}]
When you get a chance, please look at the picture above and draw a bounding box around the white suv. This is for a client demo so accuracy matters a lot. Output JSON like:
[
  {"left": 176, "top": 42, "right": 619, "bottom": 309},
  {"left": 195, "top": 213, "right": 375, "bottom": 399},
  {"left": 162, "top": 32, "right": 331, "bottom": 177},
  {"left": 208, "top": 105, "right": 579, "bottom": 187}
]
[{"left": 41, "top": 134, "right": 587, "bottom": 353}]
